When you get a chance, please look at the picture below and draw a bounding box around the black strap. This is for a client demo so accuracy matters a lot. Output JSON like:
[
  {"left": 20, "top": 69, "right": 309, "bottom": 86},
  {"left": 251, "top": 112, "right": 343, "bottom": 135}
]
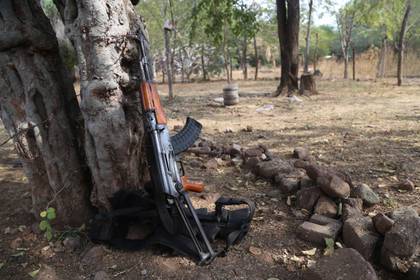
[{"left": 89, "top": 195, "right": 255, "bottom": 264}]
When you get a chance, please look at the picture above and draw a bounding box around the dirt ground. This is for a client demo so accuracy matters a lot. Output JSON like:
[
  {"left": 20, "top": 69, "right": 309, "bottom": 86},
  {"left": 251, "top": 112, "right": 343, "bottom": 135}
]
[{"left": 0, "top": 78, "right": 419, "bottom": 280}]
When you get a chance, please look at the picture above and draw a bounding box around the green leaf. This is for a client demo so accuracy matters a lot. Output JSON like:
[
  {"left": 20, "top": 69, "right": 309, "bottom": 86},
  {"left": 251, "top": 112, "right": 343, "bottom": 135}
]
[
  {"left": 0, "top": 262, "right": 4, "bottom": 270},
  {"left": 324, "top": 238, "right": 335, "bottom": 256},
  {"left": 45, "top": 230, "right": 53, "bottom": 241},
  {"left": 28, "top": 268, "right": 40, "bottom": 278},
  {"left": 46, "top": 208, "right": 56, "bottom": 220},
  {"left": 40, "top": 211, "right": 47, "bottom": 218},
  {"left": 39, "top": 220, "right": 49, "bottom": 231}
]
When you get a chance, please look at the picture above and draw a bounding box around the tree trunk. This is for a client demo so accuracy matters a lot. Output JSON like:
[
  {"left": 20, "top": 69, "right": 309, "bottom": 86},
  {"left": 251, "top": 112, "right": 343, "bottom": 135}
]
[
  {"left": 397, "top": 0, "right": 412, "bottom": 86},
  {"left": 274, "top": 0, "right": 300, "bottom": 96},
  {"left": 313, "top": 32, "right": 319, "bottom": 71},
  {"left": 56, "top": 0, "right": 149, "bottom": 210},
  {"left": 377, "top": 36, "right": 387, "bottom": 78},
  {"left": 343, "top": 51, "right": 349, "bottom": 79},
  {"left": 164, "top": 27, "right": 174, "bottom": 98},
  {"left": 242, "top": 34, "right": 248, "bottom": 80},
  {"left": 201, "top": 45, "right": 208, "bottom": 81},
  {"left": 229, "top": 51, "right": 233, "bottom": 82},
  {"left": 180, "top": 46, "right": 185, "bottom": 83},
  {"left": 299, "top": 73, "right": 317, "bottom": 95},
  {"left": 0, "top": 0, "right": 91, "bottom": 226},
  {"left": 254, "top": 36, "right": 259, "bottom": 80},
  {"left": 352, "top": 47, "right": 356, "bottom": 80},
  {"left": 223, "top": 22, "right": 231, "bottom": 83},
  {"left": 337, "top": 10, "right": 354, "bottom": 80},
  {"left": 303, "top": 0, "right": 313, "bottom": 73}
]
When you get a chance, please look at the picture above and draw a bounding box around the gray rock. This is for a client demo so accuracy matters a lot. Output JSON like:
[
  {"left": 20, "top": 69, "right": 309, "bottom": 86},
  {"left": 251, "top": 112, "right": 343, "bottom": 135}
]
[
  {"left": 299, "top": 176, "right": 314, "bottom": 189},
  {"left": 63, "top": 236, "right": 81, "bottom": 251},
  {"left": 255, "top": 159, "right": 293, "bottom": 179},
  {"left": 302, "top": 164, "right": 326, "bottom": 181},
  {"left": 314, "top": 195, "right": 337, "bottom": 218},
  {"left": 380, "top": 209, "right": 420, "bottom": 273},
  {"left": 380, "top": 248, "right": 412, "bottom": 273},
  {"left": 303, "top": 248, "right": 378, "bottom": 280},
  {"left": 397, "top": 179, "right": 415, "bottom": 192},
  {"left": 297, "top": 214, "right": 342, "bottom": 245},
  {"left": 390, "top": 207, "right": 418, "bottom": 220},
  {"left": 277, "top": 177, "right": 300, "bottom": 194},
  {"left": 317, "top": 175, "right": 350, "bottom": 199},
  {"left": 296, "top": 187, "right": 321, "bottom": 211},
  {"left": 94, "top": 271, "right": 110, "bottom": 280},
  {"left": 344, "top": 198, "right": 363, "bottom": 210},
  {"left": 228, "top": 144, "right": 242, "bottom": 157},
  {"left": 243, "top": 157, "right": 260, "bottom": 170},
  {"left": 243, "top": 148, "right": 263, "bottom": 158},
  {"left": 342, "top": 198, "right": 363, "bottom": 221},
  {"left": 81, "top": 246, "right": 105, "bottom": 268},
  {"left": 372, "top": 213, "right": 394, "bottom": 235},
  {"left": 382, "top": 214, "right": 420, "bottom": 258},
  {"left": 341, "top": 204, "right": 363, "bottom": 222},
  {"left": 351, "top": 184, "right": 380, "bottom": 206},
  {"left": 293, "top": 147, "right": 311, "bottom": 161},
  {"left": 343, "top": 216, "right": 381, "bottom": 260}
]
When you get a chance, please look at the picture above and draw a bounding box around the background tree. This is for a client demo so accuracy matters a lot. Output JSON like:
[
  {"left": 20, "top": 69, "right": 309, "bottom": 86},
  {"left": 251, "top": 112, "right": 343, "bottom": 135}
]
[
  {"left": 192, "top": 0, "right": 259, "bottom": 83},
  {"left": 350, "top": 0, "right": 419, "bottom": 83},
  {"left": 397, "top": 0, "right": 412, "bottom": 86},
  {"left": 274, "top": 0, "right": 300, "bottom": 96},
  {"left": 232, "top": 1, "right": 260, "bottom": 80},
  {"left": 303, "top": 0, "right": 314, "bottom": 73},
  {"left": 336, "top": 4, "right": 356, "bottom": 79}
]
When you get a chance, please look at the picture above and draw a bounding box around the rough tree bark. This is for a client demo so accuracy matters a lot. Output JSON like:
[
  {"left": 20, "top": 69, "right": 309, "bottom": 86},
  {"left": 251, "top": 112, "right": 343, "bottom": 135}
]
[
  {"left": 397, "top": 0, "right": 412, "bottom": 86},
  {"left": 0, "top": 0, "right": 91, "bottom": 225},
  {"left": 313, "top": 32, "right": 319, "bottom": 71},
  {"left": 376, "top": 36, "right": 387, "bottom": 78},
  {"left": 54, "top": 0, "right": 149, "bottom": 210},
  {"left": 253, "top": 35, "right": 258, "bottom": 80},
  {"left": 303, "top": 0, "right": 313, "bottom": 73},
  {"left": 164, "top": 23, "right": 174, "bottom": 99},
  {"left": 223, "top": 21, "right": 231, "bottom": 84},
  {"left": 200, "top": 45, "right": 208, "bottom": 81},
  {"left": 242, "top": 34, "right": 248, "bottom": 80},
  {"left": 300, "top": 0, "right": 317, "bottom": 95},
  {"left": 352, "top": 47, "right": 356, "bottom": 80},
  {"left": 274, "top": 0, "right": 300, "bottom": 96},
  {"left": 337, "top": 9, "right": 355, "bottom": 79}
]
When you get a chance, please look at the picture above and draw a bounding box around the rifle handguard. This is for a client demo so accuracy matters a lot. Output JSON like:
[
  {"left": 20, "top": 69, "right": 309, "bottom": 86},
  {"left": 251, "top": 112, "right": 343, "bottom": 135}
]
[{"left": 181, "top": 176, "right": 204, "bottom": 193}]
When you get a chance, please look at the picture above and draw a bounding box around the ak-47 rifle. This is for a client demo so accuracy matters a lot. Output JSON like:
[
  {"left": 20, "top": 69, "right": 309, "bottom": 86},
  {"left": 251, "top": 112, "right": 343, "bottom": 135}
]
[
  {"left": 89, "top": 31, "right": 254, "bottom": 266},
  {"left": 137, "top": 32, "right": 217, "bottom": 264}
]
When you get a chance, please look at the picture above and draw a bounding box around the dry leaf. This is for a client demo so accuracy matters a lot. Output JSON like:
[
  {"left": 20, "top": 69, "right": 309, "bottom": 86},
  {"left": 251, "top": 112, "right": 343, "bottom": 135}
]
[
  {"left": 286, "top": 196, "right": 292, "bottom": 206},
  {"left": 302, "top": 248, "right": 317, "bottom": 256},
  {"left": 249, "top": 246, "right": 262, "bottom": 256}
]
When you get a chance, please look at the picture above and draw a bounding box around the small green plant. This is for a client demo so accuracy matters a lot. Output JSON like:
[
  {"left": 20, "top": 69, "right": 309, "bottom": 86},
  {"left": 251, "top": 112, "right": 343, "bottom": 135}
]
[
  {"left": 39, "top": 207, "right": 56, "bottom": 241},
  {"left": 324, "top": 238, "right": 335, "bottom": 256}
]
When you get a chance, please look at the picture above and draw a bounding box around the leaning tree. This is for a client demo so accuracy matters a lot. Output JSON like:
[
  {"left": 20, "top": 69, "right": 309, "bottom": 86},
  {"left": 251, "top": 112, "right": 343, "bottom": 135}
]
[{"left": 0, "top": 0, "right": 150, "bottom": 226}]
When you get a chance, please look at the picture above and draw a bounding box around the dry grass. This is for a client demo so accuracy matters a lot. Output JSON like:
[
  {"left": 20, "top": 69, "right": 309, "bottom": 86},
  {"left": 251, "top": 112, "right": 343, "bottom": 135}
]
[
  {"left": 318, "top": 49, "right": 420, "bottom": 80},
  {"left": 1, "top": 78, "right": 419, "bottom": 280}
]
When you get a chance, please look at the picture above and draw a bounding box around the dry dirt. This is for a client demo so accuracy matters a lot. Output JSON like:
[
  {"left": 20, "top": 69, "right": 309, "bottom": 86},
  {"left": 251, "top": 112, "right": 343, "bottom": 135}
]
[{"left": 0, "top": 78, "right": 419, "bottom": 280}]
